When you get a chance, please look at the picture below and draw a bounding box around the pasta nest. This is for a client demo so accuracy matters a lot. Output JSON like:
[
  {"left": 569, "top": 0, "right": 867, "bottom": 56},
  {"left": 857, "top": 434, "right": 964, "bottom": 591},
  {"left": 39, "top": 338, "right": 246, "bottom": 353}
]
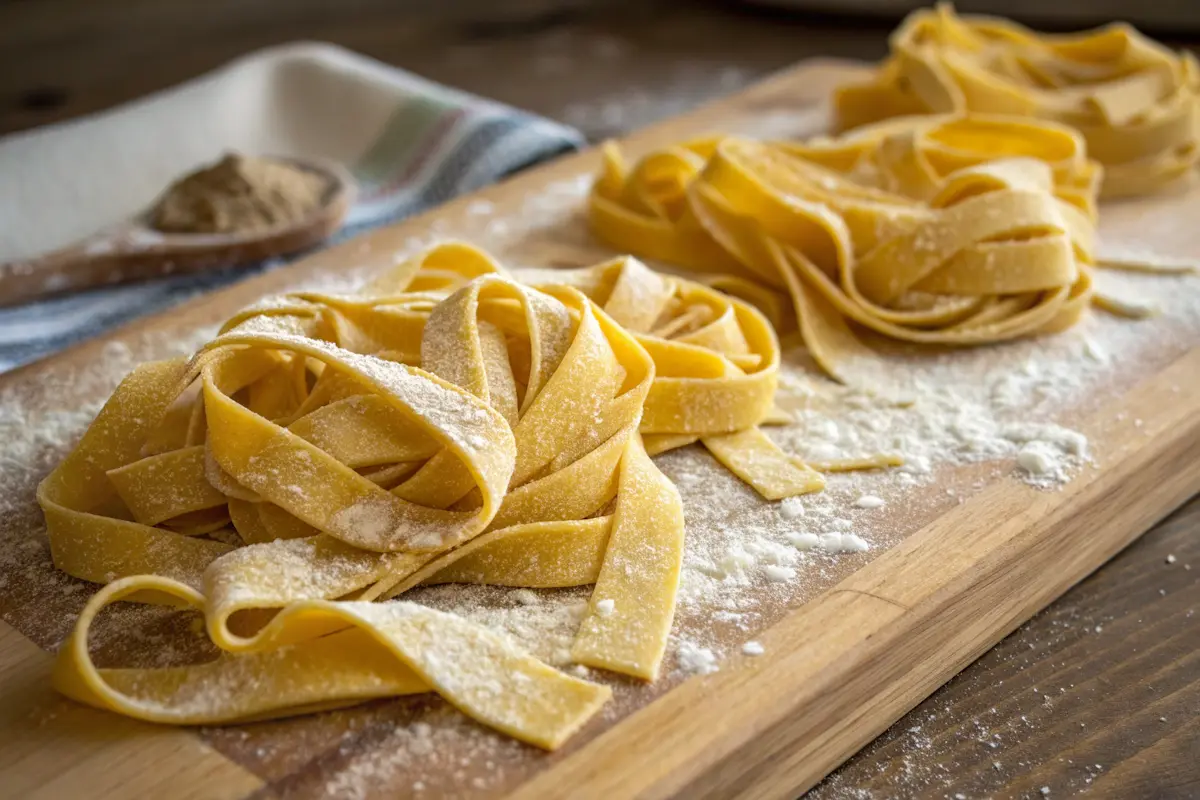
[
  {"left": 835, "top": 3, "right": 1200, "bottom": 198},
  {"left": 39, "top": 243, "right": 845, "bottom": 749},
  {"left": 588, "top": 114, "right": 1146, "bottom": 386},
  {"left": 41, "top": 244, "right": 690, "bottom": 749}
]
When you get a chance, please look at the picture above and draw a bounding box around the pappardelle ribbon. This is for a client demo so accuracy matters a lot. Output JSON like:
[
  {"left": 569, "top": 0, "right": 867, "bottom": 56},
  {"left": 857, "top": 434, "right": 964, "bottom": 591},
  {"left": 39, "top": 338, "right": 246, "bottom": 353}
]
[
  {"left": 520, "top": 256, "right": 830, "bottom": 499},
  {"left": 589, "top": 114, "right": 1158, "bottom": 387},
  {"left": 41, "top": 243, "right": 705, "bottom": 749},
  {"left": 835, "top": 3, "right": 1200, "bottom": 198}
]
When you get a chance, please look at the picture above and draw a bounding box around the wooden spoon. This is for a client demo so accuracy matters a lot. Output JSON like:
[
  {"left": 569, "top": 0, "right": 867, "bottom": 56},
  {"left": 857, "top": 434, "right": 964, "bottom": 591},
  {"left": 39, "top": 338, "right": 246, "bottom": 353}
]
[{"left": 0, "top": 157, "right": 354, "bottom": 308}]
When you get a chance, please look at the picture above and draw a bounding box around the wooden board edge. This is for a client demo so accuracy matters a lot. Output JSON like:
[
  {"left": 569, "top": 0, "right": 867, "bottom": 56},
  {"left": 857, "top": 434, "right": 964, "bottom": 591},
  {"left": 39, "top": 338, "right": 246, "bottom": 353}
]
[
  {"left": 508, "top": 347, "right": 1200, "bottom": 800},
  {"left": 0, "top": 57, "right": 872, "bottom": 392},
  {"left": 0, "top": 621, "right": 263, "bottom": 800}
]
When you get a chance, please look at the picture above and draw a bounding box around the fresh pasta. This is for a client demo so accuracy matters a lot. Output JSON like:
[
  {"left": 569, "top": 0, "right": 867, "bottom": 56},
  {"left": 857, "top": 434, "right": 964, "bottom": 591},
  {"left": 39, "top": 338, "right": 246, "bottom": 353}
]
[
  {"left": 42, "top": 243, "right": 696, "bottom": 749},
  {"left": 43, "top": 238, "right": 863, "bottom": 748},
  {"left": 835, "top": 4, "right": 1200, "bottom": 198},
  {"left": 588, "top": 114, "right": 1160, "bottom": 386},
  {"left": 45, "top": 6, "right": 1192, "bottom": 754},
  {"left": 519, "top": 256, "right": 828, "bottom": 499}
]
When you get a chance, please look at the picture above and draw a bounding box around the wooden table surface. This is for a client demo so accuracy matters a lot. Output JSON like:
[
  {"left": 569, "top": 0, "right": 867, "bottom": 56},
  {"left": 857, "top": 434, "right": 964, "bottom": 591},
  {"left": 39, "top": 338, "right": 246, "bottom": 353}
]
[{"left": 3, "top": 1, "right": 1198, "bottom": 797}]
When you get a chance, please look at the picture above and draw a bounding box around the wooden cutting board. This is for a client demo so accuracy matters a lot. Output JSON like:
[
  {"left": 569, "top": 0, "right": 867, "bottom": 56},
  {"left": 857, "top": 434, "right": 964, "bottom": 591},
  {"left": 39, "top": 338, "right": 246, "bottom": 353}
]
[{"left": 2, "top": 59, "right": 1199, "bottom": 800}]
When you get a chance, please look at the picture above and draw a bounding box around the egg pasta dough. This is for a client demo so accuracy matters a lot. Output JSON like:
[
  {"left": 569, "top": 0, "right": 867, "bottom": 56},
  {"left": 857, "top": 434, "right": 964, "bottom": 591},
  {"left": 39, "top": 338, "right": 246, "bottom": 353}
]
[
  {"left": 41, "top": 243, "right": 838, "bottom": 749},
  {"left": 835, "top": 4, "right": 1200, "bottom": 198},
  {"left": 590, "top": 114, "right": 1161, "bottom": 386}
]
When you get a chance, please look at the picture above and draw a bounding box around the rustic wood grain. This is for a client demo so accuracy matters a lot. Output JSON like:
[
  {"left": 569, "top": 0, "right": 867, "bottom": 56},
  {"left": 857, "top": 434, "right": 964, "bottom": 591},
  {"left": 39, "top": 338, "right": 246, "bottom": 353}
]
[
  {"left": 810, "top": 495, "right": 1200, "bottom": 799},
  {"left": 2, "top": 3, "right": 1199, "bottom": 795},
  {"left": 0, "top": 623, "right": 262, "bottom": 800},
  {"left": 508, "top": 349, "right": 1200, "bottom": 800}
]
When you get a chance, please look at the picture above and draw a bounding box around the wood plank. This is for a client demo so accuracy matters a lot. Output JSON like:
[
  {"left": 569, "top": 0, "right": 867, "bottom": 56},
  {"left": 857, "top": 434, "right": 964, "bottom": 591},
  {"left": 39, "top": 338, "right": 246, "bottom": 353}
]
[
  {"left": 0, "top": 56, "right": 1197, "bottom": 799},
  {"left": 0, "top": 623, "right": 262, "bottom": 800},
  {"left": 809, "top": 494, "right": 1200, "bottom": 798},
  {"left": 509, "top": 348, "right": 1200, "bottom": 799}
]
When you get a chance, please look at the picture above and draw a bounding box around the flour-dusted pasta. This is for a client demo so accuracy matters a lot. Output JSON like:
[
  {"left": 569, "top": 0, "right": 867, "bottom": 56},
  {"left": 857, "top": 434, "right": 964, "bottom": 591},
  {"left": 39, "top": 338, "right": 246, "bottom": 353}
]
[
  {"left": 589, "top": 114, "right": 1164, "bottom": 388},
  {"left": 835, "top": 4, "right": 1200, "bottom": 198},
  {"left": 42, "top": 243, "right": 703, "bottom": 749},
  {"left": 520, "top": 256, "right": 829, "bottom": 499}
]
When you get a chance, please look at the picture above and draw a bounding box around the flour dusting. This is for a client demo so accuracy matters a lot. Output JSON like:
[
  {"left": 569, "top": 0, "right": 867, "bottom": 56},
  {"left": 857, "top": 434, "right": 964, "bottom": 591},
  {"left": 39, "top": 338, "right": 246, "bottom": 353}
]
[{"left": 0, "top": 163, "right": 1197, "bottom": 796}]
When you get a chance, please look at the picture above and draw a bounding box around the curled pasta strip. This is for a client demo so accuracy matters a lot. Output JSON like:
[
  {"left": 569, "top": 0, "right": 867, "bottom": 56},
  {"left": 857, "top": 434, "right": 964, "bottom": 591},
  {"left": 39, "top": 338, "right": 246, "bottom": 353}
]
[
  {"left": 588, "top": 115, "right": 1143, "bottom": 386},
  {"left": 54, "top": 576, "right": 608, "bottom": 751},
  {"left": 41, "top": 243, "right": 696, "bottom": 748},
  {"left": 521, "top": 256, "right": 826, "bottom": 500},
  {"left": 835, "top": 3, "right": 1200, "bottom": 198}
]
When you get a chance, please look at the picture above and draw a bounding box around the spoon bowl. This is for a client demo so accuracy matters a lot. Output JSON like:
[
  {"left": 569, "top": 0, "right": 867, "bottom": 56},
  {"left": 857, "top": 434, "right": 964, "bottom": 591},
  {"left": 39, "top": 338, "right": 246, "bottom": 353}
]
[{"left": 0, "top": 156, "right": 354, "bottom": 308}]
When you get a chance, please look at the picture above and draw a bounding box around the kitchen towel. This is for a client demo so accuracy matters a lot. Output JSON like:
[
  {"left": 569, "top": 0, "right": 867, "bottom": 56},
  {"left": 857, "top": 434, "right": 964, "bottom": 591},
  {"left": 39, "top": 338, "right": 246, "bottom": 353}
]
[{"left": 0, "top": 42, "right": 583, "bottom": 373}]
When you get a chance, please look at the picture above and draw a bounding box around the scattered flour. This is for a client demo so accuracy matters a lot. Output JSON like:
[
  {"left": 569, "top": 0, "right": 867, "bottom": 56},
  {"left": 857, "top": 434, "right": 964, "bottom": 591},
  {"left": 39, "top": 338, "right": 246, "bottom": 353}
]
[
  {"left": 762, "top": 565, "right": 796, "bottom": 582},
  {"left": 676, "top": 641, "right": 720, "bottom": 675},
  {"left": 841, "top": 534, "right": 872, "bottom": 554},
  {"left": 778, "top": 496, "right": 806, "bottom": 519},
  {"left": 1016, "top": 441, "right": 1064, "bottom": 482},
  {"left": 663, "top": 245, "right": 1200, "bottom": 687},
  {"left": 0, "top": 120, "right": 1195, "bottom": 798},
  {"left": 512, "top": 589, "right": 539, "bottom": 606},
  {"left": 787, "top": 532, "right": 821, "bottom": 551}
]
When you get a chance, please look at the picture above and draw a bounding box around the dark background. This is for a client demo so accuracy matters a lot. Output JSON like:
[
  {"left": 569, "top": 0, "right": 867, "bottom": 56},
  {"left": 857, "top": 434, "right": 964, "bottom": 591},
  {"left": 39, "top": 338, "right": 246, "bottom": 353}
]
[{"left": 4, "top": 0, "right": 1200, "bottom": 138}]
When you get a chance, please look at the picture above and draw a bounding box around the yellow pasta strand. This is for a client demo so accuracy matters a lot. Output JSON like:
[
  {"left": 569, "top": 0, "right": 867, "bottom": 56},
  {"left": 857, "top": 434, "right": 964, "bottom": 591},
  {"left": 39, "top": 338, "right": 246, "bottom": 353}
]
[
  {"left": 55, "top": 576, "right": 609, "bottom": 750},
  {"left": 587, "top": 114, "right": 1154, "bottom": 388},
  {"left": 571, "top": 434, "right": 684, "bottom": 680},
  {"left": 42, "top": 243, "right": 715, "bottom": 749},
  {"left": 521, "top": 256, "right": 826, "bottom": 499},
  {"left": 835, "top": 3, "right": 1200, "bottom": 198}
]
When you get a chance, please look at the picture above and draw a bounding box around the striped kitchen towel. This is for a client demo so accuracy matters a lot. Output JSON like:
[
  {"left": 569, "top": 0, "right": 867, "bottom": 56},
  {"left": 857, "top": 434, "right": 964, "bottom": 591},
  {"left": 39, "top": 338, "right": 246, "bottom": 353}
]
[{"left": 0, "top": 43, "right": 583, "bottom": 373}]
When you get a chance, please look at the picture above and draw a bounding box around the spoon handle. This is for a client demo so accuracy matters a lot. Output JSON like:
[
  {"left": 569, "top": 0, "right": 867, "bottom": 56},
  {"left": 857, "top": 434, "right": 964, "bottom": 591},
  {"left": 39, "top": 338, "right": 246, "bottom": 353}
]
[
  {"left": 0, "top": 238, "right": 176, "bottom": 308},
  {"left": 0, "top": 230, "right": 289, "bottom": 309}
]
